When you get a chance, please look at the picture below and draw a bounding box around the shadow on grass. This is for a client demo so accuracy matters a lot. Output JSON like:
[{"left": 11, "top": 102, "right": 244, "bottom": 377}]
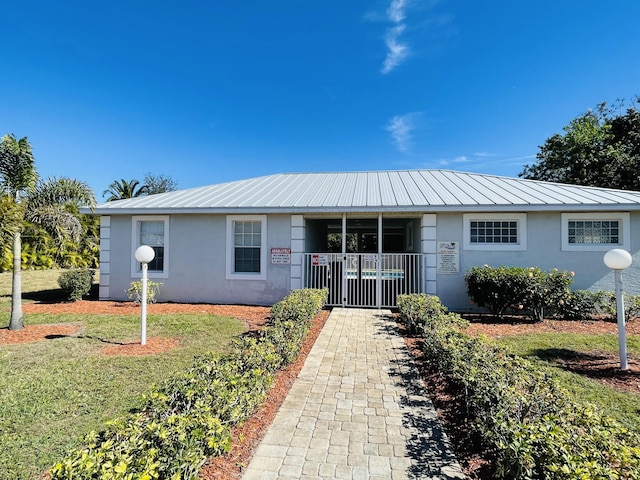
[
  {"left": 462, "top": 313, "right": 539, "bottom": 325},
  {"left": 20, "top": 283, "right": 99, "bottom": 304},
  {"left": 41, "top": 333, "right": 127, "bottom": 345},
  {"left": 530, "top": 347, "right": 592, "bottom": 362},
  {"left": 22, "top": 288, "right": 66, "bottom": 303},
  {"left": 532, "top": 347, "right": 640, "bottom": 385}
]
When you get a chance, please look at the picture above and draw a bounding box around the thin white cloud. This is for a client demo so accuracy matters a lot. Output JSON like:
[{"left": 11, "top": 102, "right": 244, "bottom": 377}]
[
  {"left": 433, "top": 153, "right": 537, "bottom": 171},
  {"left": 387, "top": 0, "right": 408, "bottom": 23},
  {"left": 386, "top": 112, "right": 421, "bottom": 153},
  {"left": 381, "top": 25, "right": 409, "bottom": 74},
  {"left": 380, "top": 0, "right": 410, "bottom": 74}
]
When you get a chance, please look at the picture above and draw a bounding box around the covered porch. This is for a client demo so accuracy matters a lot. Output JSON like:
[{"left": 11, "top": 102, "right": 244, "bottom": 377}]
[{"left": 301, "top": 215, "right": 427, "bottom": 308}]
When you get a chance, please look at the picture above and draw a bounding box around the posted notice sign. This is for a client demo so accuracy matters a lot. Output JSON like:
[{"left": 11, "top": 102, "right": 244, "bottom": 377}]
[
  {"left": 271, "top": 248, "right": 291, "bottom": 264},
  {"left": 437, "top": 241, "right": 459, "bottom": 274},
  {"left": 311, "top": 254, "right": 328, "bottom": 266}
]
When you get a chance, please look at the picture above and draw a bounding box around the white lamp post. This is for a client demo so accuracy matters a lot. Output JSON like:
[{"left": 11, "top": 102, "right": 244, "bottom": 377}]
[
  {"left": 603, "top": 248, "right": 633, "bottom": 370},
  {"left": 135, "top": 245, "right": 155, "bottom": 346}
]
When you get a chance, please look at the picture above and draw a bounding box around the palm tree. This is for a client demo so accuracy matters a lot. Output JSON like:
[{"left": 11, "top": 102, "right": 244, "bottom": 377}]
[
  {"left": 0, "top": 134, "right": 96, "bottom": 330},
  {"left": 103, "top": 178, "right": 148, "bottom": 201}
]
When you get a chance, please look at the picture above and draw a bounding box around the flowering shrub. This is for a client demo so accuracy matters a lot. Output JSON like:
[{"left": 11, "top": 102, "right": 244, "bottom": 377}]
[
  {"left": 465, "top": 265, "right": 574, "bottom": 321},
  {"left": 521, "top": 268, "right": 574, "bottom": 321}
]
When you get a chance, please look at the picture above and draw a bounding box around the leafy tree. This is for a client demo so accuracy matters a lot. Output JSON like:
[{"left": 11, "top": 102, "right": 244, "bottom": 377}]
[
  {"left": 142, "top": 173, "right": 178, "bottom": 195},
  {"left": 0, "top": 134, "right": 96, "bottom": 330},
  {"left": 102, "top": 178, "right": 148, "bottom": 201},
  {"left": 520, "top": 98, "right": 640, "bottom": 190}
]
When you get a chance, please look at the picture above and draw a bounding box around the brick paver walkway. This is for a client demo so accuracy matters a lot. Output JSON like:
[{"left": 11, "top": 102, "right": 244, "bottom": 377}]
[{"left": 241, "top": 308, "right": 465, "bottom": 480}]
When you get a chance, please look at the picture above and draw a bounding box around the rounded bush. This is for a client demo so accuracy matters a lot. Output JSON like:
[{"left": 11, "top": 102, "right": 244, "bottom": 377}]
[{"left": 57, "top": 269, "right": 95, "bottom": 301}]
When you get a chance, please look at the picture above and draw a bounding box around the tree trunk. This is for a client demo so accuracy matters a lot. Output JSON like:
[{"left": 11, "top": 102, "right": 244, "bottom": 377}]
[{"left": 9, "top": 231, "right": 24, "bottom": 331}]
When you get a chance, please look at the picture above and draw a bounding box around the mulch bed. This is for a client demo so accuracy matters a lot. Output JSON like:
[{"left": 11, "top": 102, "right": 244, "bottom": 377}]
[
  {"left": 0, "top": 323, "right": 81, "bottom": 345},
  {"left": 1, "top": 301, "right": 638, "bottom": 479}
]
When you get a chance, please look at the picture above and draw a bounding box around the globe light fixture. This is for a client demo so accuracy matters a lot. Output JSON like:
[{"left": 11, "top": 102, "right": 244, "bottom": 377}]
[
  {"left": 135, "top": 245, "right": 155, "bottom": 346},
  {"left": 603, "top": 248, "right": 633, "bottom": 370}
]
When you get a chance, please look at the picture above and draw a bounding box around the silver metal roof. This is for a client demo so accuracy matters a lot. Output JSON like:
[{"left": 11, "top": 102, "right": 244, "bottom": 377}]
[{"left": 88, "top": 170, "right": 640, "bottom": 214}]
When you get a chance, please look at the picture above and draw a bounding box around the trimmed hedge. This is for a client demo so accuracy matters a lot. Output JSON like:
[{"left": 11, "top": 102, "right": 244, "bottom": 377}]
[
  {"left": 398, "top": 293, "right": 640, "bottom": 479},
  {"left": 49, "top": 288, "right": 327, "bottom": 480},
  {"left": 397, "top": 293, "right": 452, "bottom": 335}
]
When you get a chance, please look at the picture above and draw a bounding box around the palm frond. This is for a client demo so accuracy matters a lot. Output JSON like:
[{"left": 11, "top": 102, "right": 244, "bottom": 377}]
[
  {"left": 0, "top": 134, "right": 38, "bottom": 199},
  {"left": 0, "top": 195, "right": 23, "bottom": 251},
  {"left": 25, "top": 206, "right": 83, "bottom": 243},
  {"left": 28, "top": 177, "right": 96, "bottom": 210},
  {"left": 102, "top": 178, "right": 147, "bottom": 201}
]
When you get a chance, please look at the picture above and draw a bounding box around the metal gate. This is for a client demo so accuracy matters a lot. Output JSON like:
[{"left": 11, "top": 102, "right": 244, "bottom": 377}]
[{"left": 303, "top": 253, "right": 424, "bottom": 308}]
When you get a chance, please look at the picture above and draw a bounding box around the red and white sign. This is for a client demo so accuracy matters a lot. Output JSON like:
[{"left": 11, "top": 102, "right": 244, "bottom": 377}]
[{"left": 311, "top": 254, "right": 328, "bottom": 266}]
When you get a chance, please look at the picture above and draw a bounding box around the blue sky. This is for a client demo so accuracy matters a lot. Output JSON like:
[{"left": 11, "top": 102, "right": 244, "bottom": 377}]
[{"left": 2, "top": 1, "right": 639, "bottom": 200}]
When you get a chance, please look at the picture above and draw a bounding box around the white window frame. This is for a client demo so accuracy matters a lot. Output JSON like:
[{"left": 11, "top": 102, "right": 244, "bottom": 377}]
[
  {"left": 561, "top": 212, "right": 629, "bottom": 251},
  {"left": 226, "top": 215, "right": 267, "bottom": 280},
  {"left": 463, "top": 213, "right": 527, "bottom": 251},
  {"left": 131, "top": 215, "right": 170, "bottom": 279}
]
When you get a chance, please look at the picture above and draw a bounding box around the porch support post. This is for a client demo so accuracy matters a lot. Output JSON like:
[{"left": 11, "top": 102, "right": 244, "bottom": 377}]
[
  {"left": 341, "top": 213, "right": 347, "bottom": 307},
  {"left": 99, "top": 216, "right": 111, "bottom": 300},
  {"left": 376, "top": 213, "right": 382, "bottom": 309},
  {"left": 421, "top": 214, "right": 437, "bottom": 294},
  {"left": 290, "top": 215, "right": 305, "bottom": 291}
]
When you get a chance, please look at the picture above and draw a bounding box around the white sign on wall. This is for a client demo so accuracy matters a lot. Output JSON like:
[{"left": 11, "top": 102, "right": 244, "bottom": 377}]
[
  {"left": 271, "top": 248, "right": 291, "bottom": 264},
  {"left": 437, "top": 241, "right": 459, "bottom": 274}
]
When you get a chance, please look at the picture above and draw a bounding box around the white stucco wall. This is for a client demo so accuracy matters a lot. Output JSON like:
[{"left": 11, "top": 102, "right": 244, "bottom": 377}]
[
  {"left": 101, "top": 210, "right": 640, "bottom": 310},
  {"left": 103, "top": 213, "right": 292, "bottom": 306},
  {"left": 433, "top": 211, "right": 640, "bottom": 311}
]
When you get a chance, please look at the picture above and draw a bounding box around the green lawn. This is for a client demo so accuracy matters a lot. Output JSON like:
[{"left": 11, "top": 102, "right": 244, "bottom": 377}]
[
  {"left": 0, "top": 271, "right": 247, "bottom": 479},
  {"left": 0, "top": 269, "right": 70, "bottom": 302},
  {"left": 495, "top": 332, "right": 640, "bottom": 432}
]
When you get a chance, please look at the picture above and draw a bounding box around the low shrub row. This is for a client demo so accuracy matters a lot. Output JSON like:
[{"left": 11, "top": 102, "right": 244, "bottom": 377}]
[
  {"left": 49, "top": 288, "right": 327, "bottom": 480},
  {"left": 397, "top": 293, "right": 449, "bottom": 335},
  {"left": 398, "top": 293, "right": 640, "bottom": 479},
  {"left": 561, "top": 289, "right": 640, "bottom": 320},
  {"left": 465, "top": 264, "right": 640, "bottom": 321}
]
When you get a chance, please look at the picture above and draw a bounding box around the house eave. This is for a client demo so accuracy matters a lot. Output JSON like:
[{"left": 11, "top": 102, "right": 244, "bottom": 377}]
[{"left": 81, "top": 202, "right": 640, "bottom": 216}]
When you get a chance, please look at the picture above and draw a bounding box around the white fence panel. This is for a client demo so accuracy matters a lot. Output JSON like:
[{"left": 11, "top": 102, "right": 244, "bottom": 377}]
[{"left": 303, "top": 253, "right": 425, "bottom": 308}]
